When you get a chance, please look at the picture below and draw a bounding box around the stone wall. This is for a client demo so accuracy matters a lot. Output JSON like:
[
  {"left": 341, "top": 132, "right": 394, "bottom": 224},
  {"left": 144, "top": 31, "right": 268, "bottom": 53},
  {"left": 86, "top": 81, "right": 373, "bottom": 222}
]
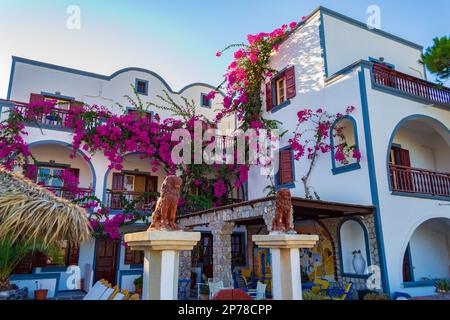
[{"left": 320, "top": 215, "right": 383, "bottom": 296}]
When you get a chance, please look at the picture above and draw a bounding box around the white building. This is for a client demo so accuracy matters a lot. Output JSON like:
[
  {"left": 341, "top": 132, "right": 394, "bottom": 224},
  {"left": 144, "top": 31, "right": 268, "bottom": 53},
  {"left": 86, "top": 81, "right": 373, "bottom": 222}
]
[
  {"left": 247, "top": 7, "right": 449, "bottom": 296},
  {"left": 2, "top": 6, "right": 449, "bottom": 299},
  {"left": 1, "top": 56, "right": 237, "bottom": 295}
]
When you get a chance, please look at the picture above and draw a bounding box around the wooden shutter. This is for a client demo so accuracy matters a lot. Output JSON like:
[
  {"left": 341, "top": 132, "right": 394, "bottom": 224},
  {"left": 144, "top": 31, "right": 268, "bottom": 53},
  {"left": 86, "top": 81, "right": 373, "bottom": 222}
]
[
  {"left": 124, "top": 247, "right": 144, "bottom": 265},
  {"left": 279, "top": 149, "right": 294, "bottom": 185},
  {"left": 285, "top": 66, "right": 296, "bottom": 99},
  {"left": 399, "top": 149, "right": 411, "bottom": 167},
  {"left": 29, "top": 93, "right": 45, "bottom": 104},
  {"left": 266, "top": 82, "right": 272, "bottom": 112},
  {"left": 146, "top": 176, "right": 158, "bottom": 193},
  {"left": 69, "top": 101, "right": 84, "bottom": 112},
  {"left": 128, "top": 110, "right": 141, "bottom": 121},
  {"left": 112, "top": 173, "right": 125, "bottom": 190},
  {"left": 66, "top": 243, "right": 80, "bottom": 266},
  {"left": 31, "top": 251, "right": 48, "bottom": 268}
]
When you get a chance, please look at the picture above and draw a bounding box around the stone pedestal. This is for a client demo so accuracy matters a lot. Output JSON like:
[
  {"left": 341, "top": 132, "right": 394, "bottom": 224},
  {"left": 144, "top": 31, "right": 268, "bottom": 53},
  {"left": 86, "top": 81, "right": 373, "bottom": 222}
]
[
  {"left": 252, "top": 234, "right": 319, "bottom": 300},
  {"left": 124, "top": 230, "right": 201, "bottom": 300}
]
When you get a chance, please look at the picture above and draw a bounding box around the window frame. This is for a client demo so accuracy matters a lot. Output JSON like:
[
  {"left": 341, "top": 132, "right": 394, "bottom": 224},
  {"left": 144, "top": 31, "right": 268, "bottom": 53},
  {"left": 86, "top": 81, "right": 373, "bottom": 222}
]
[
  {"left": 135, "top": 79, "right": 149, "bottom": 96},
  {"left": 231, "top": 233, "right": 246, "bottom": 267},
  {"left": 330, "top": 115, "right": 362, "bottom": 175},
  {"left": 200, "top": 93, "right": 212, "bottom": 108}
]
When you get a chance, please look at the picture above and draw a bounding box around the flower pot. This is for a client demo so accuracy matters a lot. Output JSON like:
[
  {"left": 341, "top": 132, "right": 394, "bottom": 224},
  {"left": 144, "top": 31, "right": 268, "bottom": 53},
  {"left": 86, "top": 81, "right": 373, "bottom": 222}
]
[
  {"left": 134, "top": 284, "right": 142, "bottom": 295},
  {"left": 352, "top": 252, "right": 366, "bottom": 275},
  {"left": 34, "top": 289, "right": 48, "bottom": 300}
]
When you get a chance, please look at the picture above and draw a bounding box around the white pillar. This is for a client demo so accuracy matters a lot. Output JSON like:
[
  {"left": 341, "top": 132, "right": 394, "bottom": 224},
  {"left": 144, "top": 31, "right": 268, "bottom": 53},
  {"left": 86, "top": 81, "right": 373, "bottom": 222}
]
[
  {"left": 253, "top": 234, "right": 319, "bottom": 300},
  {"left": 125, "top": 230, "right": 200, "bottom": 300}
]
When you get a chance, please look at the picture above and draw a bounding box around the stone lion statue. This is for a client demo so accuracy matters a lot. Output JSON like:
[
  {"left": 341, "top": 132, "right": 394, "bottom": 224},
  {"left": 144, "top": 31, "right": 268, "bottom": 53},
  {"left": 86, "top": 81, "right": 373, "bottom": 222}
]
[
  {"left": 271, "top": 189, "right": 295, "bottom": 233},
  {"left": 149, "top": 175, "right": 183, "bottom": 231}
]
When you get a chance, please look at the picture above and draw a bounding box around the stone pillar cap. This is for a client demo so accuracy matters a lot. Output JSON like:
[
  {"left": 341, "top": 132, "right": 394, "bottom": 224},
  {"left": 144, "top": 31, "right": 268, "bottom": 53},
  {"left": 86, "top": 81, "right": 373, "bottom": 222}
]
[
  {"left": 124, "top": 230, "right": 201, "bottom": 251},
  {"left": 252, "top": 234, "right": 319, "bottom": 249}
]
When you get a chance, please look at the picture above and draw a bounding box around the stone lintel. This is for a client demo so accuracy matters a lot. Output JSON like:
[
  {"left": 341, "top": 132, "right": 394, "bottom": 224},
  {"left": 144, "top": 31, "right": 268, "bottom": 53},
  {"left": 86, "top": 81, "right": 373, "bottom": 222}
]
[
  {"left": 252, "top": 234, "right": 319, "bottom": 249},
  {"left": 124, "top": 230, "right": 201, "bottom": 251}
]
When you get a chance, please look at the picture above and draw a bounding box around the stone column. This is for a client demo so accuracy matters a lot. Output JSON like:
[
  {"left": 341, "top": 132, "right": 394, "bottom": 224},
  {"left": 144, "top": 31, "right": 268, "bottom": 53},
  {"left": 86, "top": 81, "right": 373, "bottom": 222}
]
[
  {"left": 178, "top": 250, "right": 192, "bottom": 280},
  {"left": 210, "top": 221, "right": 234, "bottom": 287},
  {"left": 253, "top": 234, "right": 319, "bottom": 300},
  {"left": 124, "top": 230, "right": 200, "bottom": 300}
]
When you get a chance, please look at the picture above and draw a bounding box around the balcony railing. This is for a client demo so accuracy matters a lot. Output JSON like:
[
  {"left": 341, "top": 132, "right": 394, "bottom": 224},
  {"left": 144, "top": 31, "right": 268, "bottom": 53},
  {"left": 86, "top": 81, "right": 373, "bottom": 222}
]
[
  {"left": 47, "top": 186, "right": 94, "bottom": 202},
  {"left": 389, "top": 164, "right": 450, "bottom": 197},
  {"left": 372, "top": 63, "right": 450, "bottom": 106},
  {"left": 105, "top": 190, "right": 158, "bottom": 211},
  {"left": 12, "top": 104, "right": 72, "bottom": 129}
]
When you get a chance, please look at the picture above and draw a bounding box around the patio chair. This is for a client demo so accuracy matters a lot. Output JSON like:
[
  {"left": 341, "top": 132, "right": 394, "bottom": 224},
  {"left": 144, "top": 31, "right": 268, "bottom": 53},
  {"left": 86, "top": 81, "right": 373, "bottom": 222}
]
[
  {"left": 248, "top": 282, "right": 267, "bottom": 300},
  {"left": 311, "top": 278, "right": 330, "bottom": 295},
  {"left": 208, "top": 281, "right": 225, "bottom": 299},
  {"left": 323, "top": 282, "right": 354, "bottom": 300},
  {"left": 99, "top": 286, "right": 116, "bottom": 300},
  {"left": 82, "top": 280, "right": 109, "bottom": 300}
]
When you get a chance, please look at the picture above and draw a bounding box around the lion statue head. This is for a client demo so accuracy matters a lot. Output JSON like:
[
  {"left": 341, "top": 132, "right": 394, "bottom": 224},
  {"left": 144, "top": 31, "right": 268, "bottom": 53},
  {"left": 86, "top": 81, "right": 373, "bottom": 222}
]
[{"left": 160, "top": 175, "right": 182, "bottom": 198}]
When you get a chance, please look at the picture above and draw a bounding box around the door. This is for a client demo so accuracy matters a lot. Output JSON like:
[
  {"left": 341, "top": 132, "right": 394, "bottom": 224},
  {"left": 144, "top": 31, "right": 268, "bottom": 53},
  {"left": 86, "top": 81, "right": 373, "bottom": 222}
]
[{"left": 94, "top": 238, "right": 119, "bottom": 284}]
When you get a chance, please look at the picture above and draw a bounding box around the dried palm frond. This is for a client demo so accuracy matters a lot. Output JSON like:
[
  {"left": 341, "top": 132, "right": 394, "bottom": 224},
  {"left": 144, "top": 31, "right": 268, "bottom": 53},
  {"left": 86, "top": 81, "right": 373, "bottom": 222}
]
[{"left": 0, "top": 167, "right": 91, "bottom": 245}]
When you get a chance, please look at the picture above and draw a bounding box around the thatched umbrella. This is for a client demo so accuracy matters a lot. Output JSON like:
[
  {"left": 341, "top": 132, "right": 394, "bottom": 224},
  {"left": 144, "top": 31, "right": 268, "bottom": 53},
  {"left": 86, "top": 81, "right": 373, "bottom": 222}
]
[{"left": 0, "top": 167, "right": 91, "bottom": 245}]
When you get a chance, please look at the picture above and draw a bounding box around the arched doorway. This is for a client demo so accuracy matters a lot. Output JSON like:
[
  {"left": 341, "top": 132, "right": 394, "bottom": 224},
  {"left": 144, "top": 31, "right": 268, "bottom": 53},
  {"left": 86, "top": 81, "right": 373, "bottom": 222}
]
[{"left": 402, "top": 218, "right": 450, "bottom": 283}]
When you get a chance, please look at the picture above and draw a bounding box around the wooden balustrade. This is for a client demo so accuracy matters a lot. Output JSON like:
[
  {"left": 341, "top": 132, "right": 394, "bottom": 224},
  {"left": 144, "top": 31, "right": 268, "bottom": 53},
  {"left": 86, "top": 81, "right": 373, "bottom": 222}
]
[
  {"left": 389, "top": 164, "right": 450, "bottom": 197},
  {"left": 13, "top": 104, "right": 72, "bottom": 128},
  {"left": 47, "top": 186, "right": 94, "bottom": 201},
  {"left": 105, "top": 190, "right": 158, "bottom": 211},
  {"left": 372, "top": 63, "right": 450, "bottom": 106}
]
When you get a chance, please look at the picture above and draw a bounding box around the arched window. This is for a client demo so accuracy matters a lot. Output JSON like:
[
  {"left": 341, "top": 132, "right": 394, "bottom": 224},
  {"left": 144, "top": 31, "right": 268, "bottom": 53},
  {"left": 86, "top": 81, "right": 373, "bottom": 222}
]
[
  {"left": 331, "top": 116, "right": 361, "bottom": 175},
  {"left": 338, "top": 219, "right": 371, "bottom": 276}
]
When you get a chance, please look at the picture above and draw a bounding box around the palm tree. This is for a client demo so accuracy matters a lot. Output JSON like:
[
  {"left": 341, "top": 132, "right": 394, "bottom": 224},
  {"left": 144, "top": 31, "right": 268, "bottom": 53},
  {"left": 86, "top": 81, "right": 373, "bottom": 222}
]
[
  {"left": 0, "top": 167, "right": 91, "bottom": 291},
  {"left": 0, "top": 235, "right": 62, "bottom": 290}
]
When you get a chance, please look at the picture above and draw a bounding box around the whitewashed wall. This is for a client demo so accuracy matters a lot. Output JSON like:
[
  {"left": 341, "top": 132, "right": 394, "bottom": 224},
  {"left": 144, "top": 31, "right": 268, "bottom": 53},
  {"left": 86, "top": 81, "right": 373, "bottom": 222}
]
[{"left": 322, "top": 13, "right": 424, "bottom": 78}]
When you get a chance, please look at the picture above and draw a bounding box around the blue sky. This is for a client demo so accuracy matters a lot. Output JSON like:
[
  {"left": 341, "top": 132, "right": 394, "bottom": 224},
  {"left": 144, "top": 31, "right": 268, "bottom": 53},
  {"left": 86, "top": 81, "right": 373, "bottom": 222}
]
[{"left": 0, "top": 0, "right": 448, "bottom": 99}]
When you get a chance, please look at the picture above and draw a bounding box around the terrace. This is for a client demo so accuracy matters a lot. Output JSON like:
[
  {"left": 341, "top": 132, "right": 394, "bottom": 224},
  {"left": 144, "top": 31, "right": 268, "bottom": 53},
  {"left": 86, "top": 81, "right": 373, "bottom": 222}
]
[{"left": 371, "top": 63, "right": 450, "bottom": 106}]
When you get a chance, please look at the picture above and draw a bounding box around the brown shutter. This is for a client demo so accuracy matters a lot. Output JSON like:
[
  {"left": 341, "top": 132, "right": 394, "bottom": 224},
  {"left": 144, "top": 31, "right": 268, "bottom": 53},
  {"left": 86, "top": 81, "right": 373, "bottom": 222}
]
[
  {"left": 285, "top": 66, "right": 296, "bottom": 99},
  {"left": 125, "top": 247, "right": 144, "bottom": 265},
  {"left": 66, "top": 244, "right": 80, "bottom": 266},
  {"left": 266, "top": 82, "right": 272, "bottom": 112},
  {"left": 29, "top": 93, "right": 45, "bottom": 104},
  {"left": 399, "top": 149, "right": 411, "bottom": 167},
  {"left": 69, "top": 101, "right": 84, "bottom": 112},
  {"left": 128, "top": 110, "right": 141, "bottom": 121},
  {"left": 279, "top": 149, "right": 294, "bottom": 185},
  {"left": 31, "top": 251, "right": 48, "bottom": 268},
  {"left": 112, "top": 173, "right": 125, "bottom": 190}
]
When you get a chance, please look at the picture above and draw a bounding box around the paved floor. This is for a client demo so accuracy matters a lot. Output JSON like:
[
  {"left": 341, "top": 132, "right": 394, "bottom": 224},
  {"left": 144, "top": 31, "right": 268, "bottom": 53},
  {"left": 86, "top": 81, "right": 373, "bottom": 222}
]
[{"left": 49, "top": 290, "right": 86, "bottom": 300}]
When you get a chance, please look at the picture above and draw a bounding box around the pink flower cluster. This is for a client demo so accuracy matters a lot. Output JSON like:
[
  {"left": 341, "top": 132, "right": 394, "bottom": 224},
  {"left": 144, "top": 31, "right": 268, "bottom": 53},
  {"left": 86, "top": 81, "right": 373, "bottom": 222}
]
[
  {"left": 213, "top": 21, "right": 300, "bottom": 125},
  {"left": 289, "top": 107, "right": 361, "bottom": 163}
]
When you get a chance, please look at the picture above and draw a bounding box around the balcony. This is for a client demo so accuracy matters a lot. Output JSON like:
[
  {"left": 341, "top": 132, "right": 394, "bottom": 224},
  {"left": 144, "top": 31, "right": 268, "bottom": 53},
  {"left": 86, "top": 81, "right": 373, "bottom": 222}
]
[
  {"left": 390, "top": 164, "right": 450, "bottom": 198},
  {"left": 48, "top": 186, "right": 94, "bottom": 202},
  {"left": 105, "top": 190, "right": 158, "bottom": 211},
  {"left": 372, "top": 63, "right": 450, "bottom": 106}
]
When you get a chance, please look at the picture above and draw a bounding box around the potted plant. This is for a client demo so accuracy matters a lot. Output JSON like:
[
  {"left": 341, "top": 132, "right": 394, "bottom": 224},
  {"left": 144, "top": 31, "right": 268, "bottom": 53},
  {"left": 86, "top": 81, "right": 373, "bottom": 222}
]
[
  {"left": 134, "top": 276, "right": 143, "bottom": 295},
  {"left": 434, "top": 279, "right": 450, "bottom": 294},
  {"left": 0, "top": 235, "right": 61, "bottom": 300},
  {"left": 34, "top": 282, "right": 48, "bottom": 300},
  {"left": 199, "top": 283, "right": 209, "bottom": 300}
]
